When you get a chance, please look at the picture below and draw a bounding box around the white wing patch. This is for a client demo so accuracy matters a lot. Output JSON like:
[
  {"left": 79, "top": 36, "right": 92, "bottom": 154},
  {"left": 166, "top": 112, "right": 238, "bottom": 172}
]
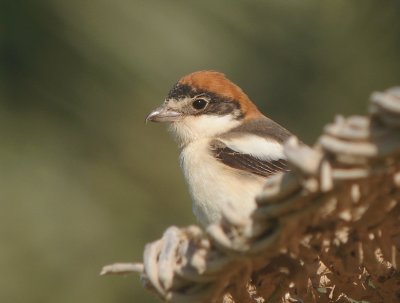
[{"left": 219, "top": 134, "right": 285, "bottom": 160}]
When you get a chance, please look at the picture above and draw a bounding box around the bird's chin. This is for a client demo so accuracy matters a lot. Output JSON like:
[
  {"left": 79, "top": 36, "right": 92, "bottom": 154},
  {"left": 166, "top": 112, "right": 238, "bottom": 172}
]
[
  {"left": 168, "top": 121, "right": 193, "bottom": 147},
  {"left": 168, "top": 115, "right": 242, "bottom": 147}
]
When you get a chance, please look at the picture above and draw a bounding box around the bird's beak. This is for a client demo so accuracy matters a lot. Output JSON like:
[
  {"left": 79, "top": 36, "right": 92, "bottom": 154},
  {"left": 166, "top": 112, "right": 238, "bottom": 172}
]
[{"left": 145, "top": 105, "right": 182, "bottom": 123}]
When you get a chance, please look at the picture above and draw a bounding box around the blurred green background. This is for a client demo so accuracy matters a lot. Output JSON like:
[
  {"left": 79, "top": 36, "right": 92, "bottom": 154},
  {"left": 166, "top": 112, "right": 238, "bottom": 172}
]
[{"left": 1, "top": 0, "right": 399, "bottom": 302}]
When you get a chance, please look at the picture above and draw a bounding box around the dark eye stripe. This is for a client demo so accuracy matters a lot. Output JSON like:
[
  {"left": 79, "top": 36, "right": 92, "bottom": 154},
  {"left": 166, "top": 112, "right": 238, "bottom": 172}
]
[
  {"left": 203, "top": 100, "right": 243, "bottom": 118},
  {"left": 167, "top": 83, "right": 243, "bottom": 119}
]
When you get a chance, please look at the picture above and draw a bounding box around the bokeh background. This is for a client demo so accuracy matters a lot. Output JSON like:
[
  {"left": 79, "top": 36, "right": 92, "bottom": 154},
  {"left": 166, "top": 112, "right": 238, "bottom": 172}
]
[{"left": 1, "top": 1, "right": 400, "bottom": 302}]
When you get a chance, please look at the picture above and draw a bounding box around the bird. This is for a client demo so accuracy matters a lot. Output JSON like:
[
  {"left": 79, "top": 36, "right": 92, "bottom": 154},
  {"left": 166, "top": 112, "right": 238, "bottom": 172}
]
[{"left": 146, "top": 71, "right": 293, "bottom": 226}]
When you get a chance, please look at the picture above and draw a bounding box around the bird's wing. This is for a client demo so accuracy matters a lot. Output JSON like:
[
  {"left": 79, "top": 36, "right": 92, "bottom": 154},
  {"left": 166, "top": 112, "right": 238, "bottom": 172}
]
[{"left": 209, "top": 134, "right": 290, "bottom": 178}]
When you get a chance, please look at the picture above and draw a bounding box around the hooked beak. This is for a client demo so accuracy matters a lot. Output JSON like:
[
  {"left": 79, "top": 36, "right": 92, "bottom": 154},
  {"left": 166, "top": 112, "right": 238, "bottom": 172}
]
[{"left": 145, "top": 105, "right": 182, "bottom": 123}]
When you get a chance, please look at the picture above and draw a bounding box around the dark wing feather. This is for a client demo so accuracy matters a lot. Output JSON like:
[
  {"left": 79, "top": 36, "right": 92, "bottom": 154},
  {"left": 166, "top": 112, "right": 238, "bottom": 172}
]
[{"left": 210, "top": 140, "right": 290, "bottom": 178}]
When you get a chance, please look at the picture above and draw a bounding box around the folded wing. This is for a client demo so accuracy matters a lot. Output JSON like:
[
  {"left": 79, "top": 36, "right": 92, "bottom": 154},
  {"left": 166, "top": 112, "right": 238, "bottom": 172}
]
[{"left": 210, "top": 134, "right": 290, "bottom": 178}]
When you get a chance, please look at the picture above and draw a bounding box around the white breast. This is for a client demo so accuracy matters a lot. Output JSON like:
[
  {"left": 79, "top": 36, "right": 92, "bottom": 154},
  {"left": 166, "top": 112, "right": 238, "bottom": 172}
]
[{"left": 179, "top": 139, "right": 266, "bottom": 226}]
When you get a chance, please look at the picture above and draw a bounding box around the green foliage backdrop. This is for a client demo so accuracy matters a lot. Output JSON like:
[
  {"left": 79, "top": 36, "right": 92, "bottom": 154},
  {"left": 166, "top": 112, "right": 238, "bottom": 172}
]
[{"left": 1, "top": 1, "right": 400, "bottom": 302}]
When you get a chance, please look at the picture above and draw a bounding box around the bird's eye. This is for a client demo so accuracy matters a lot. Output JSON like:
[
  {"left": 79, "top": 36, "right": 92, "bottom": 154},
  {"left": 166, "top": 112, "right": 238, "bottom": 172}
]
[{"left": 192, "top": 98, "right": 208, "bottom": 110}]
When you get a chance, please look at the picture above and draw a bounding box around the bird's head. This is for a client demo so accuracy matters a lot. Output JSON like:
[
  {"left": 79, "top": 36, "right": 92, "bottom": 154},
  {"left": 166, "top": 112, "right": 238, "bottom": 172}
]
[{"left": 146, "top": 71, "right": 263, "bottom": 146}]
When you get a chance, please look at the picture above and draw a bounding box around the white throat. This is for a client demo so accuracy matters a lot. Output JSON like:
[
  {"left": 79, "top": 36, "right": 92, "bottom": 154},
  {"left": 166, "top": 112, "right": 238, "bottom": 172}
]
[{"left": 169, "top": 114, "right": 241, "bottom": 147}]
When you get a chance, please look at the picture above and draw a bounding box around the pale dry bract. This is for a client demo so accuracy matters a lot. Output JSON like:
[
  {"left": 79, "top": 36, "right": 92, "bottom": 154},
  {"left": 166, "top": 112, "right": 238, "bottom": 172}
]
[{"left": 102, "top": 87, "right": 400, "bottom": 303}]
